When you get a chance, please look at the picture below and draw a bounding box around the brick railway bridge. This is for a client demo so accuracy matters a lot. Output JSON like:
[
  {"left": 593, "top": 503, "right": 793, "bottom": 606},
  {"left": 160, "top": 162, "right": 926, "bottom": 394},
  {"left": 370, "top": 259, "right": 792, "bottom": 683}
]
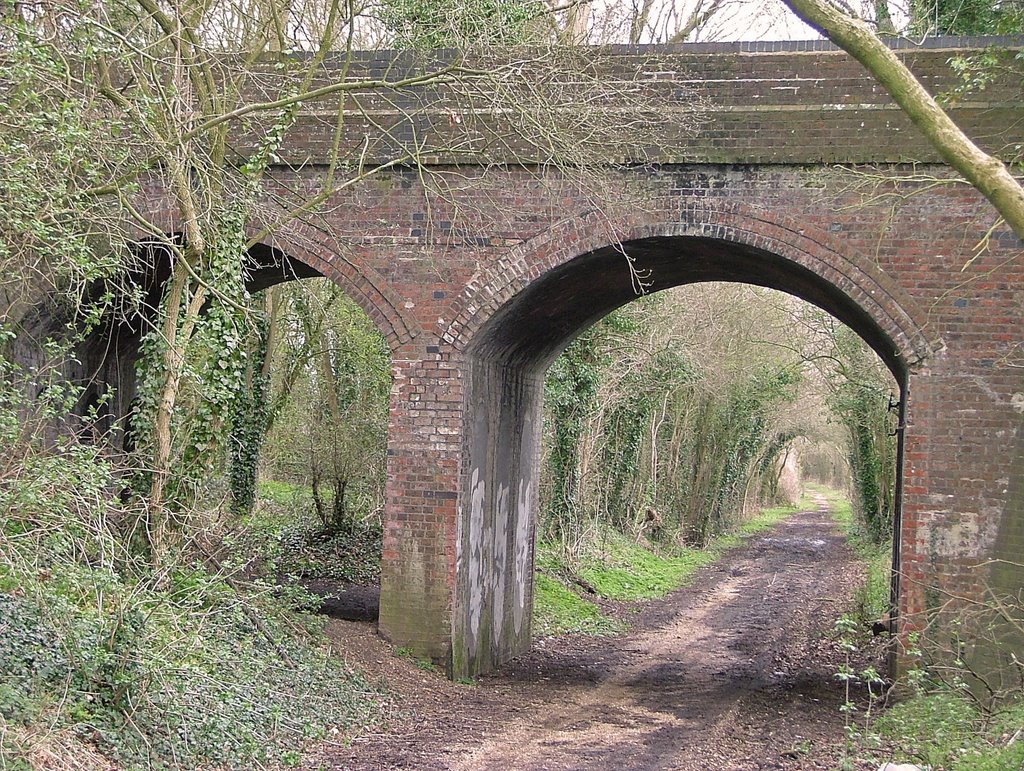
[{"left": 75, "top": 37, "right": 1024, "bottom": 677}]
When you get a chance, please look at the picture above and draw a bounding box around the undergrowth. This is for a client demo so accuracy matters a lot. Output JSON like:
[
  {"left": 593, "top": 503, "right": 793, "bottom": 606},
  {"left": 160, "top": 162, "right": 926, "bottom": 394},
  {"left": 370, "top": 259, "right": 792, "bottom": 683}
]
[
  {"left": 873, "top": 690, "right": 1024, "bottom": 770},
  {"left": 0, "top": 541, "right": 385, "bottom": 770},
  {"left": 0, "top": 374, "right": 386, "bottom": 770},
  {"left": 231, "top": 480, "right": 383, "bottom": 586}
]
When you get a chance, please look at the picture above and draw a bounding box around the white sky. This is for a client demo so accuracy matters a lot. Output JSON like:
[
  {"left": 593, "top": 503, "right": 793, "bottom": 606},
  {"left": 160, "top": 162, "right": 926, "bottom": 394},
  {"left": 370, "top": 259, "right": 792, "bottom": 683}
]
[
  {"left": 576, "top": 0, "right": 818, "bottom": 43},
  {"left": 581, "top": 0, "right": 912, "bottom": 43},
  {"left": 693, "top": 0, "right": 819, "bottom": 41}
]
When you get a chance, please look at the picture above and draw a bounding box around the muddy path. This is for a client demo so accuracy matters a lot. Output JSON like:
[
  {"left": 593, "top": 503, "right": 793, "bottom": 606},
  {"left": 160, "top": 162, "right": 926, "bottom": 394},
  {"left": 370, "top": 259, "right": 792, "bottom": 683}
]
[{"left": 313, "top": 498, "right": 886, "bottom": 770}]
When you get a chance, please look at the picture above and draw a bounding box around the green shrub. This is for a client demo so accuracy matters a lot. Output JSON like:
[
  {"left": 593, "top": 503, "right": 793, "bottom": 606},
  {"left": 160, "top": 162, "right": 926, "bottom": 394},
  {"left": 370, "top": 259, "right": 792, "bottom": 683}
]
[
  {"left": 875, "top": 690, "right": 1024, "bottom": 770},
  {"left": 0, "top": 352, "right": 386, "bottom": 769}
]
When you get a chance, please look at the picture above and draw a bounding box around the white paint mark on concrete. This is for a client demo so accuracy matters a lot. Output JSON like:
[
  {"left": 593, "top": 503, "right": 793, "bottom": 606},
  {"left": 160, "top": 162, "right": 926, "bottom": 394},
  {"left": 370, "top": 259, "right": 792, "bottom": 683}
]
[
  {"left": 513, "top": 476, "right": 533, "bottom": 637},
  {"left": 469, "top": 467, "right": 485, "bottom": 644},
  {"left": 492, "top": 483, "right": 510, "bottom": 642}
]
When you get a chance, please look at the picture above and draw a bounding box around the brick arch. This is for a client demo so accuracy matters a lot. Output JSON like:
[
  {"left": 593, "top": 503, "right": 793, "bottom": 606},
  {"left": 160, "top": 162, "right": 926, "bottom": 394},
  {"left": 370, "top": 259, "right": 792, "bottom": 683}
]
[
  {"left": 444, "top": 201, "right": 939, "bottom": 378},
  {"left": 83, "top": 198, "right": 420, "bottom": 451},
  {"left": 253, "top": 217, "right": 422, "bottom": 350},
  {"left": 448, "top": 199, "right": 941, "bottom": 677},
  {"left": 128, "top": 192, "right": 421, "bottom": 350}
]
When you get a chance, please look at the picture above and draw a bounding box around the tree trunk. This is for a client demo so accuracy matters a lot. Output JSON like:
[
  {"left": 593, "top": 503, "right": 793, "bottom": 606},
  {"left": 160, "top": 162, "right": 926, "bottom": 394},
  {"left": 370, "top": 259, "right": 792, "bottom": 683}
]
[
  {"left": 629, "top": 0, "right": 656, "bottom": 44},
  {"left": 332, "top": 477, "right": 347, "bottom": 530},
  {"left": 560, "top": 0, "right": 593, "bottom": 44},
  {"left": 311, "top": 466, "right": 326, "bottom": 528},
  {"left": 147, "top": 260, "right": 208, "bottom": 564}
]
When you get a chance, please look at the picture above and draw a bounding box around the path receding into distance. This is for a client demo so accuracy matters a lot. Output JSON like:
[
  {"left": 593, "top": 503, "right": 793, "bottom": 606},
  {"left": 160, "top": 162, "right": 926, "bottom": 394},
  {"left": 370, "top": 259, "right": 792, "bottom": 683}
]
[{"left": 318, "top": 497, "right": 882, "bottom": 771}]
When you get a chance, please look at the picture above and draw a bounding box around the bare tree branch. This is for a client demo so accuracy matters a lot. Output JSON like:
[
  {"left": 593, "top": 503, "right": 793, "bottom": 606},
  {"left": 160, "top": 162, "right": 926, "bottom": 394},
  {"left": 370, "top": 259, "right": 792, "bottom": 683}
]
[{"left": 782, "top": 0, "right": 1024, "bottom": 239}]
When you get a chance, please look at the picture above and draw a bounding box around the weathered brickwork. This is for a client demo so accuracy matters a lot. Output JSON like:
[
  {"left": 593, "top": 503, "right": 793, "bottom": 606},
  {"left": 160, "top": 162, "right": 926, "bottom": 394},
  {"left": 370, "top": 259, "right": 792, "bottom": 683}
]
[
  {"left": 122, "top": 39, "right": 1024, "bottom": 676},
  {"left": 236, "top": 36, "right": 1023, "bottom": 168}
]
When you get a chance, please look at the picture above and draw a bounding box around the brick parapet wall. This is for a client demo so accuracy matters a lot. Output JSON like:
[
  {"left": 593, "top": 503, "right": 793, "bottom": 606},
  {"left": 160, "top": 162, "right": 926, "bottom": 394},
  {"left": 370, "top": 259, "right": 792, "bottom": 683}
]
[{"left": 232, "top": 39, "right": 1024, "bottom": 167}]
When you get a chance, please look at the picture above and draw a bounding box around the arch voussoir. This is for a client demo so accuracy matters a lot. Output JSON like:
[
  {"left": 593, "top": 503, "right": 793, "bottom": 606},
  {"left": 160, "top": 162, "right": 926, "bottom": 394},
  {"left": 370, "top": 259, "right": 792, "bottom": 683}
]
[{"left": 446, "top": 200, "right": 939, "bottom": 377}]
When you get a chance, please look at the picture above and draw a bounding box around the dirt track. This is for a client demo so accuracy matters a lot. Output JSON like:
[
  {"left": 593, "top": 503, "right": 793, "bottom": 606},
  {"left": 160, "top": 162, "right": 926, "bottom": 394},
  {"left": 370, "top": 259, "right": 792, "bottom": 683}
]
[{"left": 313, "top": 497, "right": 886, "bottom": 770}]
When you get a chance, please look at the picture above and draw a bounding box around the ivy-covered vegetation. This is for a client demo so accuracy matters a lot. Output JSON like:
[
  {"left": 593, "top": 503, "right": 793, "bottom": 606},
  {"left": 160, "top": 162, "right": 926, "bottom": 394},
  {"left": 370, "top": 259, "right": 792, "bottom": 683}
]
[
  {"left": 2, "top": 2, "right": 419, "bottom": 767},
  {"left": 0, "top": 348, "right": 386, "bottom": 768},
  {"left": 0, "top": 34, "right": 394, "bottom": 753},
  {"left": 822, "top": 328, "right": 898, "bottom": 545},
  {"left": 907, "top": 0, "right": 1024, "bottom": 35},
  {"left": 382, "top": 0, "right": 548, "bottom": 47},
  {"left": 540, "top": 286, "right": 809, "bottom": 557}
]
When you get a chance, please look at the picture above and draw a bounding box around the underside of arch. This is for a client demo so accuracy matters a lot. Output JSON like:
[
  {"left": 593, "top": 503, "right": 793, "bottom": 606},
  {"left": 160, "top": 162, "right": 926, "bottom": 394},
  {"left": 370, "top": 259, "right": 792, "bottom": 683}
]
[
  {"left": 44, "top": 233, "right": 407, "bottom": 449},
  {"left": 464, "top": 222, "right": 936, "bottom": 383}
]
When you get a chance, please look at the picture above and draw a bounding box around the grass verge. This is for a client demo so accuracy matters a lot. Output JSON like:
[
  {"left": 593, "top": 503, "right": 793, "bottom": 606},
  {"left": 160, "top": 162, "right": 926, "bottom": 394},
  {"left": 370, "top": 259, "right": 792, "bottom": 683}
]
[
  {"left": 532, "top": 574, "right": 626, "bottom": 637},
  {"left": 874, "top": 689, "right": 1024, "bottom": 770},
  {"left": 533, "top": 495, "right": 814, "bottom": 636},
  {"left": 811, "top": 484, "right": 891, "bottom": 625}
]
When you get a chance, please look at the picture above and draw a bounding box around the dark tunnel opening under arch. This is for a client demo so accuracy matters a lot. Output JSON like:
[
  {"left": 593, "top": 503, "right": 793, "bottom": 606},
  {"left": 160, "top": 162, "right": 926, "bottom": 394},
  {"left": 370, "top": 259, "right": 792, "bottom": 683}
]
[
  {"left": 57, "top": 240, "right": 327, "bottom": 446},
  {"left": 469, "top": 236, "right": 911, "bottom": 384}
]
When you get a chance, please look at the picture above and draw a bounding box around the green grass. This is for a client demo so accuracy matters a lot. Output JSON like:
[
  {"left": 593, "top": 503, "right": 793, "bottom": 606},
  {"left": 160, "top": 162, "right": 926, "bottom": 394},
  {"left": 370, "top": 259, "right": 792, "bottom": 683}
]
[
  {"left": 738, "top": 496, "right": 814, "bottom": 535},
  {"left": 578, "top": 532, "right": 719, "bottom": 601},
  {"left": 811, "top": 484, "right": 892, "bottom": 623},
  {"left": 532, "top": 574, "right": 626, "bottom": 637},
  {"left": 875, "top": 690, "right": 1024, "bottom": 770},
  {"left": 533, "top": 495, "right": 812, "bottom": 635},
  {"left": 578, "top": 498, "right": 811, "bottom": 603},
  {"left": 257, "top": 478, "right": 313, "bottom": 506}
]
